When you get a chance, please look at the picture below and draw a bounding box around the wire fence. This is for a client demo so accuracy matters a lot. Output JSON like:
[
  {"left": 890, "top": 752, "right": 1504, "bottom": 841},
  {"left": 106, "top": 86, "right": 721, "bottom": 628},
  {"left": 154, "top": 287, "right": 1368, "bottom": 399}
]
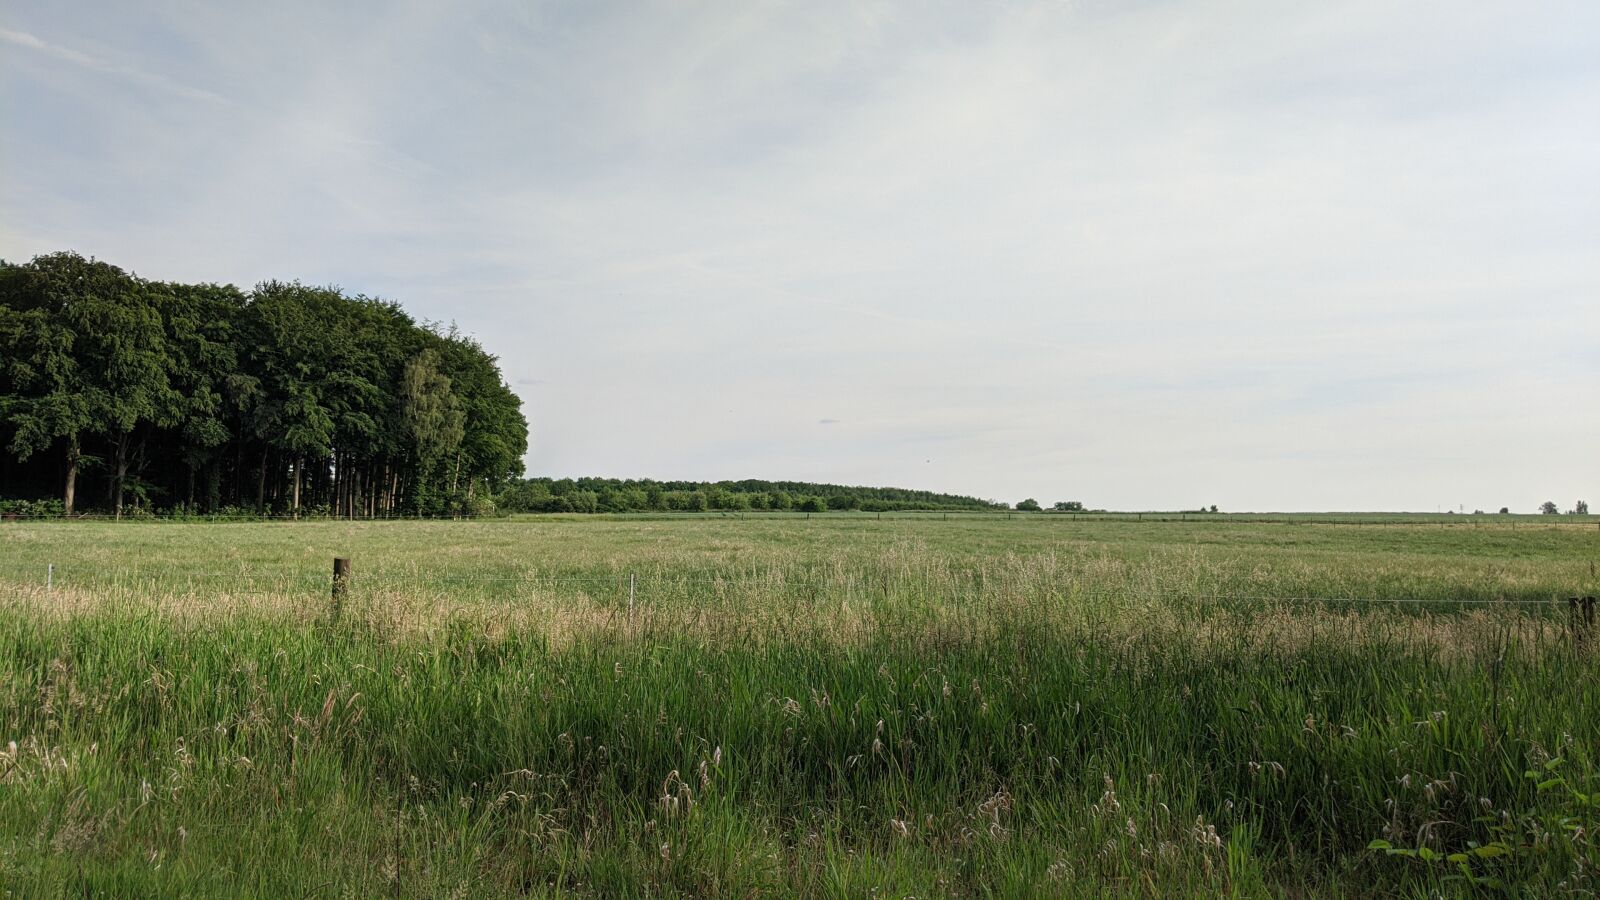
[{"left": 0, "top": 564, "right": 1590, "bottom": 611}]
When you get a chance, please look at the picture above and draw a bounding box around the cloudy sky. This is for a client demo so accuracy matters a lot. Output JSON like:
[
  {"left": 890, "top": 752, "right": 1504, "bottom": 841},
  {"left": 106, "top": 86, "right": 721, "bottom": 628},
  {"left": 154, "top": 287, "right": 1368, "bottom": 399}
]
[{"left": 3, "top": 1, "right": 1596, "bottom": 511}]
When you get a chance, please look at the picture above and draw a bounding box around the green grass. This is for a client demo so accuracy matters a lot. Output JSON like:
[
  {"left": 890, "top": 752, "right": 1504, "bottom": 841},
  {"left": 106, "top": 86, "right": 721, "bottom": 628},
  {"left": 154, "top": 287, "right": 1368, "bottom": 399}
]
[{"left": 1, "top": 516, "right": 1598, "bottom": 896}]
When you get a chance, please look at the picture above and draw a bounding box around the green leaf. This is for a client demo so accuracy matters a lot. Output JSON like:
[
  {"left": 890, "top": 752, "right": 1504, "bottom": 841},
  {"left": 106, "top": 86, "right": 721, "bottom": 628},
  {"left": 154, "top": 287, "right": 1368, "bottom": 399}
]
[
  {"left": 1367, "top": 839, "right": 1392, "bottom": 850},
  {"left": 1470, "top": 845, "right": 1507, "bottom": 859}
]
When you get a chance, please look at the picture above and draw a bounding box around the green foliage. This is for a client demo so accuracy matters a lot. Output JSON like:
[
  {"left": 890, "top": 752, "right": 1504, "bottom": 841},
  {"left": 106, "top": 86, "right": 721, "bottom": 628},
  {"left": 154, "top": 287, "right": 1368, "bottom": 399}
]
[
  {"left": 497, "top": 477, "right": 1000, "bottom": 514},
  {"left": 0, "top": 498, "right": 64, "bottom": 517},
  {"left": 402, "top": 348, "right": 466, "bottom": 514},
  {"left": 1367, "top": 756, "right": 1597, "bottom": 891},
  {"left": 1015, "top": 497, "right": 1041, "bottom": 511},
  {"left": 0, "top": 253, "right": 156, "bottom": 514},
  {"left": 0, "top": 252, "right": 527, "bottom": 517}
]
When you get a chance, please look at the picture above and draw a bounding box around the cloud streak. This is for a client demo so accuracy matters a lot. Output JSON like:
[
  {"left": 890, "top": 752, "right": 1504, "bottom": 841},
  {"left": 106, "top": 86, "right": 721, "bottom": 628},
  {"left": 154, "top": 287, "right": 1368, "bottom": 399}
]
[{"left": 1, "top": 27, "right": 229, "bottom": 105}]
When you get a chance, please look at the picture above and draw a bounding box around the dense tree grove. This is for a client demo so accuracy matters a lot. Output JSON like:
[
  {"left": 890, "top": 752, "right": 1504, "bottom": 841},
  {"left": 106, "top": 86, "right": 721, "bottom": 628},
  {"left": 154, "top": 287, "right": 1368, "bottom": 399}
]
[
  {"left": 0, "top": 252, "right": 527, "bottom": 517},
  {"left": 497, "top": 477, "right": 1002, "bottom": 514}
]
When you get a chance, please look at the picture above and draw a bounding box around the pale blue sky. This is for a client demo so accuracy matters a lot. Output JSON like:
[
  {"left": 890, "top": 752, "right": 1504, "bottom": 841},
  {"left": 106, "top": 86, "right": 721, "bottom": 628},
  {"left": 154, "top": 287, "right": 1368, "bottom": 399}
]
[{"left": 3, "top": 1, "right": 1596, "bottom": 510}]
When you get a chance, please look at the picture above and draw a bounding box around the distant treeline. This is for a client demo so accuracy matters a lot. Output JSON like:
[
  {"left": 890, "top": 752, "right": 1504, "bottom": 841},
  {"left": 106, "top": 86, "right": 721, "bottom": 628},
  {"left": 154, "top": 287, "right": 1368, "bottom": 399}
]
[
  {"left": 0, "top": 252, "right": 527, "bottom": 517},
  {"left": 498, "top": 477, "right": 1003, "bottom": 513}
]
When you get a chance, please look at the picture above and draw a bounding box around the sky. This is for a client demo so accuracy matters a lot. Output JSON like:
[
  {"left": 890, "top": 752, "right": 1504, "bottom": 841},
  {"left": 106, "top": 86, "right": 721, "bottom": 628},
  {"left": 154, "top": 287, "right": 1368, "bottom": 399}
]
[{"left": 2, "top": 1, "right": 1596, "bottom": 511}]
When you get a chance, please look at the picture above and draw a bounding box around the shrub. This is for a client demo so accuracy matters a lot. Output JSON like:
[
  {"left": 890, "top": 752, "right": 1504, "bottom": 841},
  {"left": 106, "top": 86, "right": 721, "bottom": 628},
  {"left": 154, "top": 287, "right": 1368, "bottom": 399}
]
[{"left": 0, "top": 499, "right": 67, "bottom": 518}]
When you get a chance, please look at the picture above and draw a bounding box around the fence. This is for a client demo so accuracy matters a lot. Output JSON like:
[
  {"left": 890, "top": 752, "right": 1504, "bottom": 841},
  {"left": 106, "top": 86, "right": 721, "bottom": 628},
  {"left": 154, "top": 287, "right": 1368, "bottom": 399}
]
[{"left": 4, "top": 557, "right": 1596, "bottom": 640}]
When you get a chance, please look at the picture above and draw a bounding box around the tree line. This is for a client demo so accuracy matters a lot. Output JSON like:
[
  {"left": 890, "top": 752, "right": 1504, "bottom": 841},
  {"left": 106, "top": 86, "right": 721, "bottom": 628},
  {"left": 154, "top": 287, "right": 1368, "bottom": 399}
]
[
  {"left": 0, "top": 252, "right": 527, "bottom": 518},
  {"left": 497, "top": 477, "right": 1003, "bottom": 514}
]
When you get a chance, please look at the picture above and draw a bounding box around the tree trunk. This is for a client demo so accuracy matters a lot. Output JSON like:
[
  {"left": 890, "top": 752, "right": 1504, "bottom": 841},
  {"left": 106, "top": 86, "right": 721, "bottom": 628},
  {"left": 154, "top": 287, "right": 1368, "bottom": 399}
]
[
  {"left": 256, "top": 447, "right": 268, "bottom": 513},
  {"left": 63, "top": 439, "right": 79, "bottom": 516},
  {"left": 292, "top": 458, "right": 301, "bottom": 517},
  {"left": 205, "top": 462, "right": 220, "bottom": 513},
  {"left": 113, "top": 431, "right": 131, "bottom": 519},
  {"left": 131, "top": 438, "right": 149, "bottom": 514}
]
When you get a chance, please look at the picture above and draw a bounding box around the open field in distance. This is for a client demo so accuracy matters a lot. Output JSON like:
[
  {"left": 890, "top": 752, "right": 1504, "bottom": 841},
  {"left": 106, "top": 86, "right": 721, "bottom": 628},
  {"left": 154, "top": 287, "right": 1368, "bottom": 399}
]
[{"left": 2, "top": 515, "right": 1598, "bottom": 896}]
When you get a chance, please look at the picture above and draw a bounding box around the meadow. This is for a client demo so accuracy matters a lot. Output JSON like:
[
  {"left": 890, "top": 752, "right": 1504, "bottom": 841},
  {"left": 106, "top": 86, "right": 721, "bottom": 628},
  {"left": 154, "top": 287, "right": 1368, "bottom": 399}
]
[{"left": 1, "top": 514, "right": 1597, "bottom": 896}]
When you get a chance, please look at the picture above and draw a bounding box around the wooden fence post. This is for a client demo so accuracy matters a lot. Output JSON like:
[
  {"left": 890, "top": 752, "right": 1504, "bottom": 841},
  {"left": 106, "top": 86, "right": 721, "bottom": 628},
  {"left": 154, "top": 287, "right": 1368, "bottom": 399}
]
[{"left": 332, "top": 557, "right": 351, "bottom": 620}]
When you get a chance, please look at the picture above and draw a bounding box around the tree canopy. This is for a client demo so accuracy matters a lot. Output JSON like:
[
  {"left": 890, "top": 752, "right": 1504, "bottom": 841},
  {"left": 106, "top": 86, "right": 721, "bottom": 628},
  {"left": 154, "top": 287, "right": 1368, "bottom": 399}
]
[
  {"left": 0, "top": 252, "right": 527, "bottom": 517},
  {"left": 496, "top": 476, "right": 1003, "bottom": 514}
]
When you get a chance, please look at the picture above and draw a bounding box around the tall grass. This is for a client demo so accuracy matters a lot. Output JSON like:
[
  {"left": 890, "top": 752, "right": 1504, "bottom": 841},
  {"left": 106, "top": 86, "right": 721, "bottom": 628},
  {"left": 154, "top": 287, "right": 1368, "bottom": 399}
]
[{"left": 1, "top": 518, "right": 1597, "bottom": 895}]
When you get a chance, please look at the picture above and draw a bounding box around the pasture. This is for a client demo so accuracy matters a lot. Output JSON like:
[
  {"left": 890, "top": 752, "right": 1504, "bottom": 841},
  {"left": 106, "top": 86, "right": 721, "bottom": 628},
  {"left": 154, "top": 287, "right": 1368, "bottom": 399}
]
[{"left": 1, "top": 514, "right": 1597, "bottom": 896}]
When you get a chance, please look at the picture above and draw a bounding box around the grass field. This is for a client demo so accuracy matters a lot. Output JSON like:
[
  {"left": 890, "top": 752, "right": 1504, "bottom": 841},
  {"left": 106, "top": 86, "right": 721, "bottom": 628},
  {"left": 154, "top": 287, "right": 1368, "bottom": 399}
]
[{"left": 2, "top": 515, "right": 1598, "bottom": 896}]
